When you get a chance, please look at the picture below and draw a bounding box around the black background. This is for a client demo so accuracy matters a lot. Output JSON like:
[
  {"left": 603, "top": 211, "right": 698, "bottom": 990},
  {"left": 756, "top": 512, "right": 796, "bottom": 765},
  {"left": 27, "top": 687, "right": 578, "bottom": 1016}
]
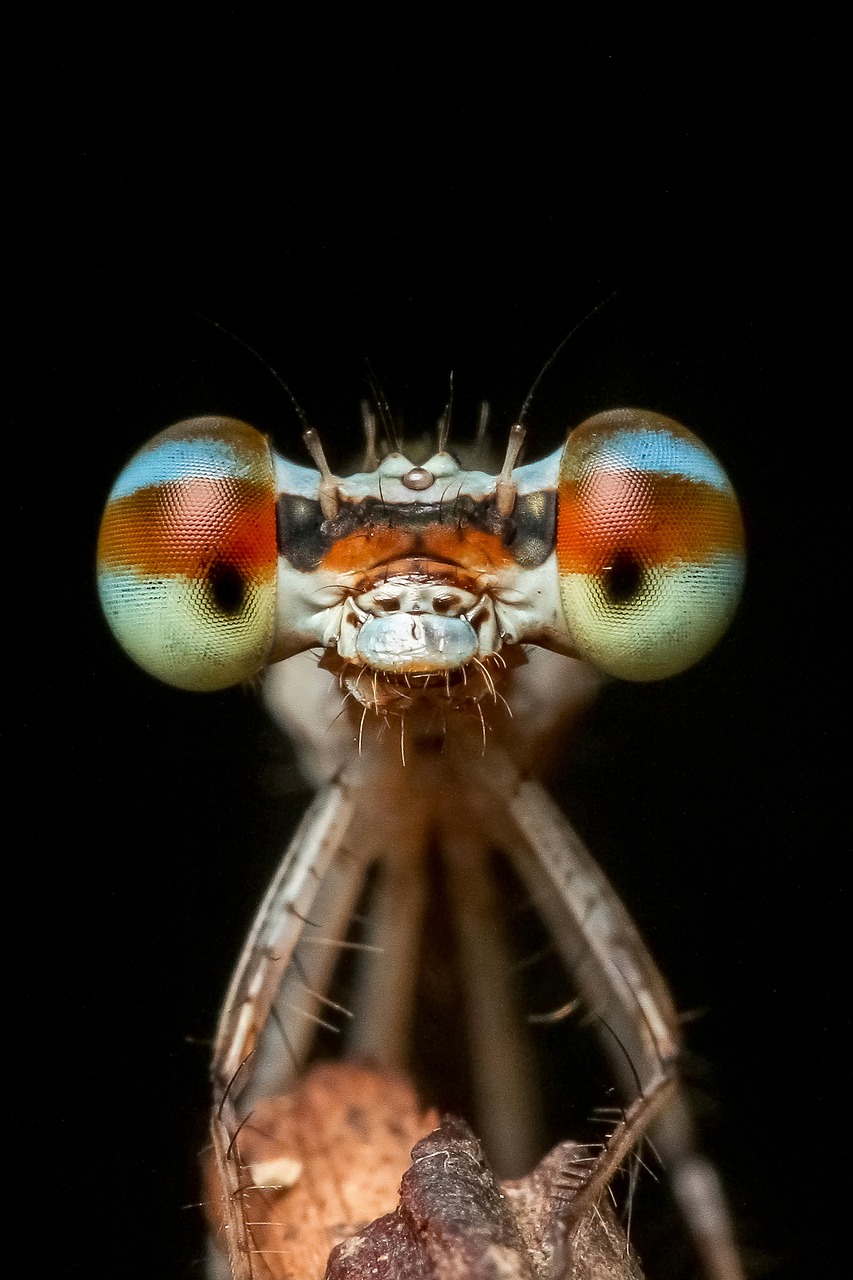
[{"left": 15, "top": 23, "right": 836, "bottom": 1280}]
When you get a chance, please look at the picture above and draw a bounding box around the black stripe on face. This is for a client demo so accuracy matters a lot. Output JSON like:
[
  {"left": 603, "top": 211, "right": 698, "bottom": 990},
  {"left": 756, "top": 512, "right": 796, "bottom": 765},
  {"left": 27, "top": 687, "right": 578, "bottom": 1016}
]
[
  {"left": 512, "top": 490, "right": 557, "bottom": 568},
  {"left": 275, "top": 490, "right": 557, "bottom": 572},
  {"left": 275, "top": 495, "right": 328, "bottom": 571}
]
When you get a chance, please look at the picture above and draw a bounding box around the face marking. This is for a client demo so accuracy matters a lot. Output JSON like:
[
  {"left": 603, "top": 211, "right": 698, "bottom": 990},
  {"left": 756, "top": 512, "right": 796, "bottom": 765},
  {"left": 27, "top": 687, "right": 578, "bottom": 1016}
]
[{"left": 276, "top": 488, "right": 557, "bottom": 581}]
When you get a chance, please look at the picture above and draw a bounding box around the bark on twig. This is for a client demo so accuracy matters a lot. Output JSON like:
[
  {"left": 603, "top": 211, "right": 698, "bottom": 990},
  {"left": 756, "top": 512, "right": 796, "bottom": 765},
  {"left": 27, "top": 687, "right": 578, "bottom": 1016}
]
[{"left": 205, "top": 1062, "right": 646, "bottom": 1280}]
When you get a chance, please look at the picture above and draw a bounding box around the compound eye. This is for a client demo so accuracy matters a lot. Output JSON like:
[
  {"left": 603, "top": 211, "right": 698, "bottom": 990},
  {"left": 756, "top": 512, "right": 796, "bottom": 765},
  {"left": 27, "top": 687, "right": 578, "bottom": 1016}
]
[
  {"left": 556, "top": 409, "right": 745, "bottom": 680},
  {"left": 97, "top": 417, "right": 278, "bottom": 691}
]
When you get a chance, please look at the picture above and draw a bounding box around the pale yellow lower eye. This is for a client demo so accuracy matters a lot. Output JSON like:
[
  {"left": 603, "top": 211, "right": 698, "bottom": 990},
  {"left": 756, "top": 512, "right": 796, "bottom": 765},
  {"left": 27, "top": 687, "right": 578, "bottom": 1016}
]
[
  {"left": 97, "top": 417, "right": 278, "bottom": 691},
  {"left": 556, "top": 410, "right": 745, "bottom": 680}
]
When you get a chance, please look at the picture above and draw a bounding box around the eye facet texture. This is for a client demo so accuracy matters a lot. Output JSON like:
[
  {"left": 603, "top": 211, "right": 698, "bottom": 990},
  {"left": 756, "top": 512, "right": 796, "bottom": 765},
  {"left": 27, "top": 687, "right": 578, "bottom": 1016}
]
[
  {"left": 97, "top": 417, "right": 278, "bottom": 691},
  {"left": 556, "top": 410, "right": 745, "bottom": 680}
]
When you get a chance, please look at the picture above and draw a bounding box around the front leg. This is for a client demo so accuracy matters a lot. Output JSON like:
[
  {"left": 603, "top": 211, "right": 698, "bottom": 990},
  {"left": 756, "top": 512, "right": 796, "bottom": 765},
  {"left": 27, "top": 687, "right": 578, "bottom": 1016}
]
[{"left": 472, "top": 758, "right": 743, "bottom": 1280}]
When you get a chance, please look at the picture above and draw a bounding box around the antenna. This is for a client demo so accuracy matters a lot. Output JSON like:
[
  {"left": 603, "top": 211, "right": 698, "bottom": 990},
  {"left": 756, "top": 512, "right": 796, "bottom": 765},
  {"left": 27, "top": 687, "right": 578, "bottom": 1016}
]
[
  {"left": 495, "top": 423, "right": 526, "bottom": 517},
  {"left": 187, "top": 309, "right": 309, "bottom": 431},
  {"left": 360, "top": 400, "right": 379, "bottom": 471},
  {"left": 517, "top": 290, "right": 619, "bottom": 427},
  {"left": 302, "top": 428, "right": 340, "bottom": 520}
]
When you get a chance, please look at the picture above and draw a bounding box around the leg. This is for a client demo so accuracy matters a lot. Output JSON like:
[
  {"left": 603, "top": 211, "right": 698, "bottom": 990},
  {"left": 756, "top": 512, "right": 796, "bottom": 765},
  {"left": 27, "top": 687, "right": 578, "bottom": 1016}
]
[
  {"left": 474, "top": 764, "right": 743, "bottom": 1280},
  {"left": 442, "top": 832, "right": 543, "bottom": 1177},
  {"left": 209, "top": 779, "right": 357, "bottom": 1279}
]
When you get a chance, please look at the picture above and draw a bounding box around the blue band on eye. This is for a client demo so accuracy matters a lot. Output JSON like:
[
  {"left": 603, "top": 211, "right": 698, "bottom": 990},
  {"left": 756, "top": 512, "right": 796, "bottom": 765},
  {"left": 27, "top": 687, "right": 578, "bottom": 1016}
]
[
  {"left": 108, "top": 436, "right": 250, "bottom": 501},
  {"left": 606, "top": 429, "right": 733, "bottom": 491}
]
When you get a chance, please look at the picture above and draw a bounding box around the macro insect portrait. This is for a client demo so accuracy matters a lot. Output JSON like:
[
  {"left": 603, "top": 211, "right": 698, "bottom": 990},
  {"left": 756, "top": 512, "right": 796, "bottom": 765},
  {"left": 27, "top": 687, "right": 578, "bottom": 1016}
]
[{"left": 97, "top": 373, "right": 747, "bottom": 1280}]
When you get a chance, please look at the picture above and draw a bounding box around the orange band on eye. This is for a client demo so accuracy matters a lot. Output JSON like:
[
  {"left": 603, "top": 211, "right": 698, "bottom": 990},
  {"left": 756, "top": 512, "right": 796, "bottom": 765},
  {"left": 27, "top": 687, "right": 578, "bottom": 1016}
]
[
  {"left": 98, "top": 476, "right": 277, "bottom": 581},
  {"left": 556, "top": 472, "right": 744, "bottom": 574}
]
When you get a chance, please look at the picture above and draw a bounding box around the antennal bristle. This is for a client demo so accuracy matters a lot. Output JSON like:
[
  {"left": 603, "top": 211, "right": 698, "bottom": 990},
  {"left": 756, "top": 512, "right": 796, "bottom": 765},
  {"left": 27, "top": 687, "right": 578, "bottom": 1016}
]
[
  {"left": 437, "top": 371, "right": 454, "bottom": 453},
  {"left": 360, "top": 400, "right": 379, "bottom": 470},
  {"left": 475, "top": 401, "right": 490, "bottom": 446},
  {"left": 365, "top": 362, "right": 400, "bottom": 453},
  {"left": 187, "top": 309, "right": 309, "bottom": 431},
  {"left": 518, "top": 290, "right": 619, "bottom": 426},
  {"left": 303, "top": 428, "right": 340, "bottom": 519},
  {"left": 495, "top": 423, "right": 525, "bottom": 517}
]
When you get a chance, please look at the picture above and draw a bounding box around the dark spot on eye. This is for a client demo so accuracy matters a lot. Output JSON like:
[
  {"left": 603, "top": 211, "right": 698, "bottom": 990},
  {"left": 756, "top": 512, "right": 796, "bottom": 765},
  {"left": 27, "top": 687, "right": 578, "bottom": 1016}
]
[
  {"left": 208, "top": 561, "right": 246, "bottom": 614},
  {"left": 432, "top": 595, "right": 454, "bottom": 614},
  {"left": 604, "top": 549, "right": 643, "bottom": 604},
  {"left": 375, "top": 595, "right": 401, "bottom": 612}
]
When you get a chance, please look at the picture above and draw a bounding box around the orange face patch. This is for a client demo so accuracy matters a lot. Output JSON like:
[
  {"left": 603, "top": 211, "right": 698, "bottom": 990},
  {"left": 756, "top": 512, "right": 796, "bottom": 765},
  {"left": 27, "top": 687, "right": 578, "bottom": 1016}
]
[{"left": 320, "top": 522, "right": 513, "bottom": 577}]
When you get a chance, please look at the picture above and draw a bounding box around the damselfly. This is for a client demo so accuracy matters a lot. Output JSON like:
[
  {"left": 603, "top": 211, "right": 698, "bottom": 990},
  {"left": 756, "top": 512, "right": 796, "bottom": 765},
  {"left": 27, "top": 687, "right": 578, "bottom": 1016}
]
[{"left": 97, "top": 394, "right": 746, "bottom": 1279}]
